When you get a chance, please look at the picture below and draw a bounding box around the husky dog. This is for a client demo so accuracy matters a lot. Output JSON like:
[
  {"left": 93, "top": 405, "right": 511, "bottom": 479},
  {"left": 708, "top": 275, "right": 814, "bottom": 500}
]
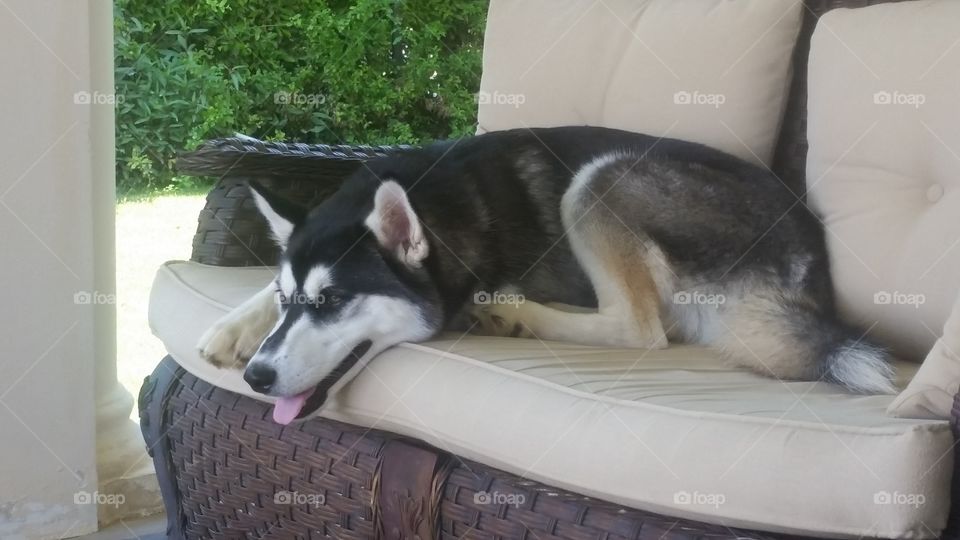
[{"left": 198, "top": 126, "right": 894, "bottom": 424}]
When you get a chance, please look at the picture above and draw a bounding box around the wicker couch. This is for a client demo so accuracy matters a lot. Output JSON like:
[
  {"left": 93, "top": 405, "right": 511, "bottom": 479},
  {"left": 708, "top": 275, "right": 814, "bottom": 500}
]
[{"left": 140, "top": 0, "right": 960, "bottom": 538}]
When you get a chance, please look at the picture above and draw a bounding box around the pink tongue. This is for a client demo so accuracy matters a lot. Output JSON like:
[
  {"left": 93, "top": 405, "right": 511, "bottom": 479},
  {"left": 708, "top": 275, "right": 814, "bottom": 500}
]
[{"left": 272, "top": 389, "right": 313, "bottom": 425}]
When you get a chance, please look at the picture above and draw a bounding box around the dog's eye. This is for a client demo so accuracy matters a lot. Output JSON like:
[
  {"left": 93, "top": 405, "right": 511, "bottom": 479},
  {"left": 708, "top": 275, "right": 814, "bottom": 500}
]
[{"left": 274, "top": 285, "right": 288, "bottom": 304}]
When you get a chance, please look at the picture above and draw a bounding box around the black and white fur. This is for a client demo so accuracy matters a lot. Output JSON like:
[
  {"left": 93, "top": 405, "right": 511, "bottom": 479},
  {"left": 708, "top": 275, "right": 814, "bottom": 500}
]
[{"left": 198, "top": 126, "right": 895, "bottom": 423}]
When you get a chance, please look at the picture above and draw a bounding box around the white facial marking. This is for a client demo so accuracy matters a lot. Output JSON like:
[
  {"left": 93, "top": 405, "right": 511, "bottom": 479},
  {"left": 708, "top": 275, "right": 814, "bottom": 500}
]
[
  {"left": 279, "top": 263, "right": 296, "bottom": 298},
  {"left": 252, "top": 294, "right": 434, "bottom": 397},
  {"left": 303, "top": 265, "right": 333, "bottom": 301}
]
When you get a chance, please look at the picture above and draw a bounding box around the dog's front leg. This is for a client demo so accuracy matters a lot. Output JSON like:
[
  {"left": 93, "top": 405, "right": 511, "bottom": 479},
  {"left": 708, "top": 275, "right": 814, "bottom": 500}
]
[{"left": 197, "top": 283, "right": 278, "bottom": 368}]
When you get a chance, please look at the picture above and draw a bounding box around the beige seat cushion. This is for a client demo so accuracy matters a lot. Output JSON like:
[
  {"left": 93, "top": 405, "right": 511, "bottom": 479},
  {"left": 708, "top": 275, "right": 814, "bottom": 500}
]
[
  {"left": 477, "top": 0, "right": 803, "bottom": 165},
  {"left": 150, "top": 261, "right": 952, "bottom": 539},
  {"left": 806, "top": 0, "right": 960, "bottom": 364}
]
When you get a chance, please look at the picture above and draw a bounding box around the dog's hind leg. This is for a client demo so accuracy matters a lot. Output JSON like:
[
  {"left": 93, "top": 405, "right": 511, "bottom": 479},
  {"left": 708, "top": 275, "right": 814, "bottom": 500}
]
[
  {"left": 197, "top": 282, "right": 278, "bottom": 368},
  {"left": 470, "top": 155, "right": 671, "bottom": 349}
]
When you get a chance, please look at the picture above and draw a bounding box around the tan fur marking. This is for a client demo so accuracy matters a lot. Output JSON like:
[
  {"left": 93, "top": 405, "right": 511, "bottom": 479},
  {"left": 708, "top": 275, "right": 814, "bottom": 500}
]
[
  {"left": 587, "top": 223, "right": 668, "bottom": 344},
  {"left": 713, "top": 290, "right": 819, "bottom": 381}
]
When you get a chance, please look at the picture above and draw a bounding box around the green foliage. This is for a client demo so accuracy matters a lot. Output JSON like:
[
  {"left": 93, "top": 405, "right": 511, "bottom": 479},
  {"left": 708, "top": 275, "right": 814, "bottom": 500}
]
[{"left": 114, "top": 0, "right": 488, "bottom": 194}]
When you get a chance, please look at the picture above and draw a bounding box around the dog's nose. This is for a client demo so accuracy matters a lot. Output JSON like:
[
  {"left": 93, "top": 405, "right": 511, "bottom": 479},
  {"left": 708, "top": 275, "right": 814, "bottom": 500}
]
[{"left": 244, "top": 364, "right": 277, "bottom": 393}]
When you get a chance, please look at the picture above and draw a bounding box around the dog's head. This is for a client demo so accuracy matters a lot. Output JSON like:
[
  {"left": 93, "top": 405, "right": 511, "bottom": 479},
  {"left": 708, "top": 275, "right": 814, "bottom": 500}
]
[{"left": 244, "top": 179, "right": 442, "bottom": 424}]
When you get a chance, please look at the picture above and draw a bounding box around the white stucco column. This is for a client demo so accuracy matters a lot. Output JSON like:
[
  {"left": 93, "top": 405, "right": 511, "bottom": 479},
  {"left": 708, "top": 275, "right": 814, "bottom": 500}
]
[
  {"left": 0, "top": 1, "right": 159, "bottom": 536},
  {"left": 88, "top": 0, "right": 162, "bottom": 527},
  {"left": 0, "top": 1, "right": 101, "bottom": 537}
]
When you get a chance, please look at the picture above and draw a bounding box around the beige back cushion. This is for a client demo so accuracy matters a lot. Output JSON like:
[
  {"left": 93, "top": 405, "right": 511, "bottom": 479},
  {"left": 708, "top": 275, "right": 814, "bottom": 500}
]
[
  {"left": 477, "top": 0, "right": 804, "bottom": 165},
  {"left": 806, "top": 0, "right": 960, "bottom": 363}
]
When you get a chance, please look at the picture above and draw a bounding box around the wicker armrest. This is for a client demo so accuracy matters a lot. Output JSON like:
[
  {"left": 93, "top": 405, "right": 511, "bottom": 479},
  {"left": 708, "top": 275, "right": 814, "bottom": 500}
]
[{"left": 177, "top": 137, "right": 414, "bottom": 267}]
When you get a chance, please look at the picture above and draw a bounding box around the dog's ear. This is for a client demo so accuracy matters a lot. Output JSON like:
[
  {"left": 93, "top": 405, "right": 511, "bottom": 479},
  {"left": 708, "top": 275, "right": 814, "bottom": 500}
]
[
  {"left": 248, "top": 181, "right": 307, "bottom": 248},
  {"left": 364, "top": 180, "right": 429, "bottom": 267}
]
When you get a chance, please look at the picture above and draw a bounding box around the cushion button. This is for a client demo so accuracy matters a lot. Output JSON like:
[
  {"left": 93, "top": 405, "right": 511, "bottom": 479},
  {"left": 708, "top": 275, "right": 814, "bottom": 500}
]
[{"left": 926, "top": 184, "right": 944, "bottom": 203}]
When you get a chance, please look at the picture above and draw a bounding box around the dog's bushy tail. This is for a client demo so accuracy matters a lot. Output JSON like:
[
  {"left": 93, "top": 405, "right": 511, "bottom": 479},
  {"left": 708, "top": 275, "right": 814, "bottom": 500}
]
[
  {"left": 714, "top": 292, "right": 896, "bottom": 394},
  {"left": 816, "top": 324, "right": 896, "bottom": 394}
]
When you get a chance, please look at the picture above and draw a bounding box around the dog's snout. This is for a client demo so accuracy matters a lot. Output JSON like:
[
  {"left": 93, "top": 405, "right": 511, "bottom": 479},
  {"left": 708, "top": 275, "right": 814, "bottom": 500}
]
[{"left": 244, "top": 364, "right": 277, "bottom": 393}]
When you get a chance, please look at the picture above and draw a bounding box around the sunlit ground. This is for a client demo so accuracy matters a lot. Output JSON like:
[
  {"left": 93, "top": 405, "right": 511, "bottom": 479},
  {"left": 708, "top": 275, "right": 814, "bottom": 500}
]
[{"left": 115, "top": 193, "right": 206, "bottom": 420}]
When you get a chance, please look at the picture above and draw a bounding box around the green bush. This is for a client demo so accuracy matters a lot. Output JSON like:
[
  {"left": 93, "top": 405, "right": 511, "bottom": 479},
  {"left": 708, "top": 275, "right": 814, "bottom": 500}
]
[{"left": 114, "top": 0, "right": 488, "bottom": 195}]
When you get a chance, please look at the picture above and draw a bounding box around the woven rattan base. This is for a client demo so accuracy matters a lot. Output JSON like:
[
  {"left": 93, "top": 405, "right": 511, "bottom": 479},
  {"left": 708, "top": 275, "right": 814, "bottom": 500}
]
[
  {"left": 140, "top": 357, "right": 873, "bottom": 540},
  {"left": 141, "top": 357, "right": 384, "bottom": 539}
]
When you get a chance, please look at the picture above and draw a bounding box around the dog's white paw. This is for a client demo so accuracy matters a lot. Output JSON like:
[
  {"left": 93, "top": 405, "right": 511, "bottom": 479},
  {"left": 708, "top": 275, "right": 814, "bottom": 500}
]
[
  {"left": 197, "top": 319, "right": 265, "bottom": 369},
  {"left": 468, "top": 303, "right": 533, "bottom": 338}
]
